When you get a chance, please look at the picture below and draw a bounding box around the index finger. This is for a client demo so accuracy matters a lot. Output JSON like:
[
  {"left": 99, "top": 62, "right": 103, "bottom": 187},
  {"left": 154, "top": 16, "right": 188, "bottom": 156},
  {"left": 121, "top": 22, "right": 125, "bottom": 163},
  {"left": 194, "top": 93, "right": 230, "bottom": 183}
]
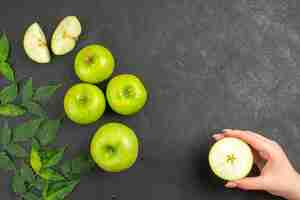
[
  {"left": 245, "top": 130, "right": 275, "bottom": 145},
  {"left": 222, "top": 129, "right": 275, "bottom": 156}
]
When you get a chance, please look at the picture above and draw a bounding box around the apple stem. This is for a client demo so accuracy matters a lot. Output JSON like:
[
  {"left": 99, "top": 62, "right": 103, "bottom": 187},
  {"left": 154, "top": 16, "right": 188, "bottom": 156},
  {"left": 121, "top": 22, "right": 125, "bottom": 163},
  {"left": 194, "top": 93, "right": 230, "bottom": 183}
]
[
  {"left": 106, "top": 145, "right": 115, "bottom": 155},
  {"left": 85, "top": 56, "right": 95, "bottom": 65},
  {"left": 77, "top": 95, "right": 87, "bottom": 104},
  {"left": 123, "top": 86, "right": 135, "bottom": 98}
]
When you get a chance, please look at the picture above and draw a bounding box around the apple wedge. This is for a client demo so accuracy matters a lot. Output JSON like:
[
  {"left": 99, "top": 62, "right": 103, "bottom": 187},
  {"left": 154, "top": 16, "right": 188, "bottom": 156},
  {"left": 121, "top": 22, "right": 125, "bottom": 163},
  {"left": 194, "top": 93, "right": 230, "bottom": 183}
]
[
  {"left": 23, "top": 22, "right": 51, "bottom": 63},
  {"left": 209, "top": 137, "right": 254, "bottom": 181},
  {"left": 51, "top": 16, "right": 82, "bottom": 55}
]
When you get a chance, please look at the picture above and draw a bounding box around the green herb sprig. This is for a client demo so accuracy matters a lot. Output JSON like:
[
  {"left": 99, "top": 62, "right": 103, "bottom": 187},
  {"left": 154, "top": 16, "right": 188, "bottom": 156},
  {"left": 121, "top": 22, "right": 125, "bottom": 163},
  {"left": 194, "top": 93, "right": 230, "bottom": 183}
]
[{"left": 0, "top": 32, "right": 95, "bottom": 200}]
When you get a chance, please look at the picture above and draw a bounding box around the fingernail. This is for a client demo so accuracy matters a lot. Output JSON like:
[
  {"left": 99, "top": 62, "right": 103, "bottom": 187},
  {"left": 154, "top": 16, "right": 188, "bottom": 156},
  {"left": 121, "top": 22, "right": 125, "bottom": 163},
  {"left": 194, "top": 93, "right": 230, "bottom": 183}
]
[
  {"left": 212, "top": 133, "right": 221, "bottom": 137},
  {"left": 225, "top": 182, "right": 237, "bottom": 188},
  {"left": 223, "top": 129, "right": 232, "bottom": 132},
  {"left": 212, "top": 134, "right": 224, "bottom": 141},
  {"left": 212, "top": 135, "right": 219, "bottom": 140}
]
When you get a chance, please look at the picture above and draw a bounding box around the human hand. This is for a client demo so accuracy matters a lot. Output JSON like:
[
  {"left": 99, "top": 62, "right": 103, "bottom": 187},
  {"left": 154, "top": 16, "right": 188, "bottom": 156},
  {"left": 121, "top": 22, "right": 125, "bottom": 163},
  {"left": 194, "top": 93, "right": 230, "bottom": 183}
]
[{"left": 213, "top": 129, "right": 300, "bottom": 200}]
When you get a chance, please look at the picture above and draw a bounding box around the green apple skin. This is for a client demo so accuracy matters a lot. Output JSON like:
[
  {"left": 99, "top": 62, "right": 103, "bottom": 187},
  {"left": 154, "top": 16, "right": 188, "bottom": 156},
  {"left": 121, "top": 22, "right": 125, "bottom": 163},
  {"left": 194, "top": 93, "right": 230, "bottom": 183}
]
[
  {"left": 64, "top": 83, "right": 106, "bottom": 124},
  {"left": 90, "top": 122, "right": 139, "bottom": 172},
  {"left": 209, "top": 137, "right": 254, "bottom": 181},
  {"left": 74, "top": 44, "right": 115, "bottom": 83},
  {"left": 106, "top": 74, "right": 148, "bottom": 115}
]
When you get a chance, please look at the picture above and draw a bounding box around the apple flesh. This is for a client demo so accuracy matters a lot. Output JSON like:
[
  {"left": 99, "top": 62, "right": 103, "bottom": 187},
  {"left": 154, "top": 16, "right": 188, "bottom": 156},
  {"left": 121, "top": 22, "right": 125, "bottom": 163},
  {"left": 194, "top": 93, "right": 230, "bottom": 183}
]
[
  {"left": 51, "top": 16, "right": 82, "bottom": 55},
  {"left": 23, "top": 22, "right": 51, "bottom": 63},
  {"left": 74, "top": 44, "right": 115, "bottom": 83},
  {"left": 90, "top": 122, "right": 139, "bottom": 172},
  {"left": 106, "top": 74, "right": 147, "bottom": 115},
  {"left": 209, "top": 137, "right": 254, "bottom": 181},
  {"left": 64, "top": 83, "right": 106, "bottom": 124}
]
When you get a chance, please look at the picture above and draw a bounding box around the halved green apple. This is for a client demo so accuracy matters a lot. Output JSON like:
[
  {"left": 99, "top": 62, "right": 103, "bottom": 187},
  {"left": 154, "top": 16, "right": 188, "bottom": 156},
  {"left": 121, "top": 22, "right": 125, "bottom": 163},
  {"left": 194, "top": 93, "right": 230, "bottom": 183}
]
[
  {"left": 51, "top": 16, "right": 82, "bottom": 55},
  {"left": 209, "top": 137, "right": 254, "bottom": 181},
  {"left": 23, "top": 22, "right": 51, "bottom": 63}
]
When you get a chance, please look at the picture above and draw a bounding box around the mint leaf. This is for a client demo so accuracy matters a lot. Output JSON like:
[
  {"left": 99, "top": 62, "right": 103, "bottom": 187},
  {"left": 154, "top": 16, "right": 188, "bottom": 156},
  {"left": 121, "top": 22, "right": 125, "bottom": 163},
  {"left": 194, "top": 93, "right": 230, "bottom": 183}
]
[
  {"left": 0, "top": 152, "right": 15, "bottom": 171},
  {"left": 33, "top": 84, "right": 61, "bottom": 103},
  {"left": 13, "top": 118, "right": 44, "bottom": 142},
  {"left": 0, "top": 62, "right": 15, "bottom": 82},
  {"left": 31, "top": 176, "right": 46, "bottom": 191},
  {"left": 30, "top": 145, "right": 42, "bottom": 173},
  {"left": 11, "top": 173, "right": 27, "bottom": 194},
  {"left": 7, "top": 143, "right": 27, "bottom": 158},
  {"left": 36, "top": 119, "right": 60, "bottom": 146},
  {"left": 0, "top": 33, "right": 9, "bottom": 62},
  {"left": 42, "top": 181, "right": 49, "bottom": 198},
  {"left": 1, "top": 121, "right": 12, "bottom": 146},
  {"left": 42, "top": 147, "right": 65, "bottom": 168},
  {"left": 0, "top": 83, "right": 18, "bottom": 104},
  {"left": 39, "top": 168, "right": 65, "bottom": 181},
  {"left": 71, "top": 154, "right": 96, "bottom": 176},
  {"left": 60, "top": 160, "right": 72, "bottom": 178},
  {"left": 61, "top": 153, "right": 95, "bottom": 179},
  {"left": 32, "top": 138, "right": 41, "bottom": 150},
  {"left": 21, "top": 78, "right": 33, "bottom": 103},
  {"left": 44, "top": 180, "right": 79, "bottom": 200},
  {"left": 22, "top": 192, "right": 40, "bottom": 200},
  {"left": 0, "top": 104, "right": 26, "bottom": 117},
  {"left": 23, "top": 101, "right": 47, "bottom": 117},
  {"left": 20, "top": 164, "right": 35, "bottom": 182}
]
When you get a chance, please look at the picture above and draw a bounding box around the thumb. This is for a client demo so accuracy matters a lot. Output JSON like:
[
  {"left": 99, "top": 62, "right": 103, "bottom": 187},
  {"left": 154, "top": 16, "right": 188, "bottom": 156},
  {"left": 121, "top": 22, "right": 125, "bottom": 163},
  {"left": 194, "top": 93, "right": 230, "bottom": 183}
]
[{"left": 227, "top": 177, "right": 265, "bottom": 190}]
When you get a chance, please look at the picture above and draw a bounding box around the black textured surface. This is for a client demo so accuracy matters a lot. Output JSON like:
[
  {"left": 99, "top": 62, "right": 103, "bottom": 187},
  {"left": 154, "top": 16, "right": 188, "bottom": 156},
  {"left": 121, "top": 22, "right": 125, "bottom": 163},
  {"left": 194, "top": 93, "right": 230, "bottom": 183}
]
[{"left": 1, "top": 0, "right": 300, "bottom": 199}]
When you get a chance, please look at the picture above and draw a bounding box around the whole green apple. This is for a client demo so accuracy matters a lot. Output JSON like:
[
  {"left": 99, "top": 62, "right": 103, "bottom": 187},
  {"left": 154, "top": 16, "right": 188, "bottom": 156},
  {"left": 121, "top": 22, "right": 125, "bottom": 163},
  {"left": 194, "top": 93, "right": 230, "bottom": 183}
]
[
  {"left": 90, "top": 122, "right": 139, "bottom": 172},
  {"left": 209, "top": 137, "right": 254, "bottom": 181},
  {"left": 106, "top": 74, "right": 148, "bottom": 115},
  {"left": 64, "top": 83, "right": 106, "bottom": 124},
  {"left": 74, "top": 44, "right": 115, "bottom": 83}
]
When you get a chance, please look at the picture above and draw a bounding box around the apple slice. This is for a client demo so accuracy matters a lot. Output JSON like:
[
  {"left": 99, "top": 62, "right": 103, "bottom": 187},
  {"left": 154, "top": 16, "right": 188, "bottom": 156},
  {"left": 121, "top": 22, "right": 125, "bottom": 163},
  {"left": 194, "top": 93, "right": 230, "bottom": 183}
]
[
  {"left": 23, "top": 22, "right": 51, "bottom": 63},
  {"left": 51, "top": 16, "right": 82, "bottom": 55},
  {"left": 209, "top": 137, "right": 254, "bottom": 181}
]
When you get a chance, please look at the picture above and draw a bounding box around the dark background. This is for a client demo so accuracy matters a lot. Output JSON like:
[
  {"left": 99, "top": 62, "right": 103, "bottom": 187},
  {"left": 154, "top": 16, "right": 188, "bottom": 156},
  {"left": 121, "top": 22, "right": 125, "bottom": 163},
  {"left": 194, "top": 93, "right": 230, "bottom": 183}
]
[{"left": 1, "top": 0, "right": 300, "bottom": 199}]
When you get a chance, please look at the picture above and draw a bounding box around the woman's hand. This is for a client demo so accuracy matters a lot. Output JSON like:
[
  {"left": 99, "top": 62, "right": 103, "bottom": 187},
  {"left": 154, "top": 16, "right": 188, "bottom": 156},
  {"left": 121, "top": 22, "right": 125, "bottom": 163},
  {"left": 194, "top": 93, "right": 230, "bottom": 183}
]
[{"left": 213, "top": 129, "right": 300, "bottom": 200}]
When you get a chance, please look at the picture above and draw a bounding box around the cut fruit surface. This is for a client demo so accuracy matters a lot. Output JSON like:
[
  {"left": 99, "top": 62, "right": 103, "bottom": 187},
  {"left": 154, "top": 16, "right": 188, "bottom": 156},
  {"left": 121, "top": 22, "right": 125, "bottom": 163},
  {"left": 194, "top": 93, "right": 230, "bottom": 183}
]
[
  {"left": 209, "top": 137, "right": 254, "bottom": 181},
  {"left": 51, "top": 16, "right": 82, "bottom": 55},
  {"left": 23, "top": 22, "right": 51, "bottom": 63}
]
